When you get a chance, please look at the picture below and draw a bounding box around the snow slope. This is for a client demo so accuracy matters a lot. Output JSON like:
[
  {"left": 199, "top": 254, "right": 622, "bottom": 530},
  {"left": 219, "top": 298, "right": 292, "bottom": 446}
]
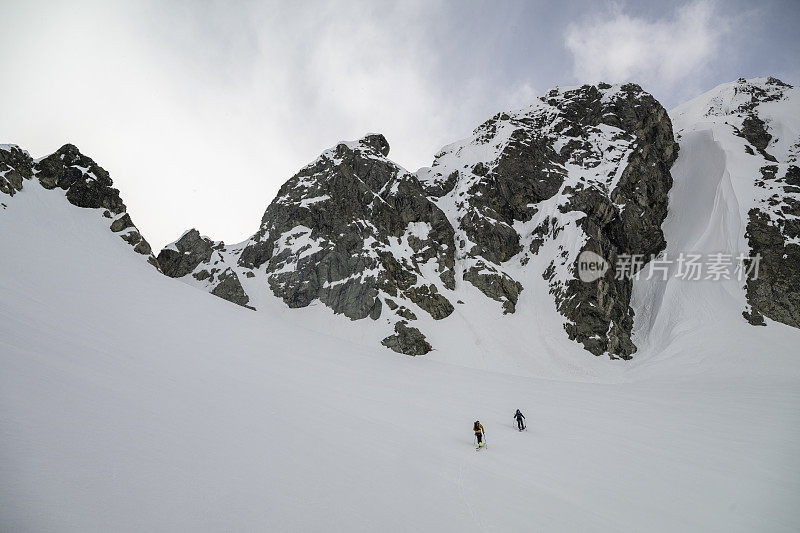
[
  {"left": 632, "top": 78, "right": 800, "bottom": 378},
  {"left": 2, "top": 150, "right": 800, "bottom": 530}
]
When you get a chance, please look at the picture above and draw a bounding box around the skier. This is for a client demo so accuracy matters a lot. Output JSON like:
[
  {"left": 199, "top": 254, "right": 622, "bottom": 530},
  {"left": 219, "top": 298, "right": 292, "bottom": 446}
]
[
  {"left": 473, "top": 420, "right": 485, "bottom": 448},
  {"left": 514, "top": 409, "right": 525, "bottom": 431}
]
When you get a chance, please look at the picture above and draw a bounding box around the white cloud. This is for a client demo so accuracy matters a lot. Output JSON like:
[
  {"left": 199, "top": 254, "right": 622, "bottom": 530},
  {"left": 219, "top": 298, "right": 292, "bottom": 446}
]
[
  {"left": 0, "top": 0, "right": 465, "bottom": 250},
  {"left": 564, "top": 1, "right": 730, "bottom": 98}
]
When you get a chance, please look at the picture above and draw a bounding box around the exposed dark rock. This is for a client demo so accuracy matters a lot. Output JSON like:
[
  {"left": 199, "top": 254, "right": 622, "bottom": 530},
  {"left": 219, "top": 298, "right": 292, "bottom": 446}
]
[
  {"left": 395, "top": 306, "right": 417, "bottom": 320},
  {"left": 381, "top": 321, "right": 432, "bottom": 355},
  {"left": 744, "top": 208, "right": 800, "bottom": 328},
  {"left": 420, "top": 170, "right": 458, "bottom": 197},
  {"left": 405, "top": 284, "right": 454, "bottom": 319},
  {"left": 462, "top": 262, "right": 523, "bottom": 313},
  {"left": 0, "top": 145, "right": 33, "bottom": 196},
  {"left": 158, "top": 229, "right": 250, "bottom": 308},
  {"left": 738, "top": 115, "right": 777, "bottom": 162},
  {"left": 785, "top": 165, "right": 800, "bottom": 187},
  {"left": 109, "top": 213, "right": 134, "bottom": 233},
  {"left": 549, "top": 84, "right": 676, "bottom": 357},
  {"left": 211, "top": 268, "right": 251, "bottom": 308},
  {"left": 743, "top": 309, "right": 766, "bottom": 326},
  {"left": 360, "top": 133, "right": 390, "bottom": 156},
  {"left": 239, "top": 134, "right": 456, "bottom": 322},
  {"left": 36, "top": 144, "right": 125, "bottom": 212},
  {"left": 157, "top": 229, "right": 217, "bottom": 278}
]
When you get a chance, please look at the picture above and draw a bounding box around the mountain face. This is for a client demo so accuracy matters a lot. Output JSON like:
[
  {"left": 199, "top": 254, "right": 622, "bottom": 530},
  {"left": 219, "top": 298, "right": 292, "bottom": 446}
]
[
  {"left": 670, "top": 77, "right": 800, "bottom": 329},
  {"left": 7, "top": 78, "right": 796, "bottom": 360},
  {"left": 418, "top": 83, "right": 677, "bottom": 357},
  {"left": 0, "top": 143, "right": 157, "bottom": 267},
  {"left": 238, "top": 133, "right": 457, "bottom": 326},
  {"left": 159, "top": 83, "right": 678, "bottom": 358},
  {"left": 158, "top": 134, "right": 459, "bottom": 355}
]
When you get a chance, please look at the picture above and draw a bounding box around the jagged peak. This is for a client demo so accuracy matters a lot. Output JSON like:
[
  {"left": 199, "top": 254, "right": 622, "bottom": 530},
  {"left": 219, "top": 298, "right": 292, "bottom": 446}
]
[
  {"left": 41, "top": 143, "right": 91, "bottom": 166},
  {"left": 294, "top": 133, "right": 394, "bottom": 179},
  {"left": 274, "top": 132, "right": 413, "bottom": 206},
  {"left": 422, "top": 80, "right": 672, "bottom": 185},
  {"left": 36, "top": 143, "right": 112, "bottom": 187},
  {"left": 330, "top": 133, "right": 390, "bottom": 158},
  {"left": 55, "top": 142, "right": 81, "bottom": 155},
  {"left": 357, "top": 133, "right": 390, "bottom": 156},
  {"left": 541, "top": 81, "right": 647, "bottom": 102}
]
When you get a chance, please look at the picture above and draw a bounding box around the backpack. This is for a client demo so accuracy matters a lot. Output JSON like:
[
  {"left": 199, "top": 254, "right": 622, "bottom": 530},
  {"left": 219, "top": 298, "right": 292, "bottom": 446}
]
[{"left": 473, "top": 421, "right": 480, "bottom": 432}]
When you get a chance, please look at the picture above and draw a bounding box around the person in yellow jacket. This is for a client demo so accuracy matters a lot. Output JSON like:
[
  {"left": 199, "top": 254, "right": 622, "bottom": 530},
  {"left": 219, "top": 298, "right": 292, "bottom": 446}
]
[{"left": 473, "top": 420, "right": 485, "bottom": 448}]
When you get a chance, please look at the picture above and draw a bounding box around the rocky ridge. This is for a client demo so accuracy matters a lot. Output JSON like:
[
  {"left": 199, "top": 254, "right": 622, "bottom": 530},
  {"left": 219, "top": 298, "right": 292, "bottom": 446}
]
[
  {"left": 0, "top": 143, "right": 158, "bottom": 267},
  {"left": 8, "top": 78, "right": 796, "bottom": 360},
  {"left": 160, "top": 83, "right": 678, "bottom": 358}
]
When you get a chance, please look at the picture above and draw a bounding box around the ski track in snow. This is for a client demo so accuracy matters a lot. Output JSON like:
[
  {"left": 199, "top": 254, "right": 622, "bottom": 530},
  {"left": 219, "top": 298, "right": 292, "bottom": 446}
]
[{"left": 457, "top": 458, "right": 488, "bottom": 533}]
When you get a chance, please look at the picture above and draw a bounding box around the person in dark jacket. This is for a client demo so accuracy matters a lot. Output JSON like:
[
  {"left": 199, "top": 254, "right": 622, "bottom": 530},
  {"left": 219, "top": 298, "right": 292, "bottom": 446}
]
[
  {"left": 473, "top": 420, "right": 485, "bottom": 447},
  {"left": 514, "top": 409, "right": 525, "bottom": 430}
]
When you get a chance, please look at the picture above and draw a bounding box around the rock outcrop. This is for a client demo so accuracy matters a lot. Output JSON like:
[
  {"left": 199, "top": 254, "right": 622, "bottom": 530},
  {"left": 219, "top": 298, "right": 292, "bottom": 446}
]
[
  {"left": 0, "top": 144, "right": 32, "bottom": 196},
  {"left": 157, "top": 229, "right": 250, "bottom": 308},
  {"left": 381, "top": 320, "right": 432, "bottom": 356}
]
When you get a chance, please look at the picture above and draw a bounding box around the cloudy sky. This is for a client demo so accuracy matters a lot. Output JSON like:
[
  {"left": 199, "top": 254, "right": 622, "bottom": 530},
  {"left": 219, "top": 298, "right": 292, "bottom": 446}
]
[{"left": 2, "top": 0, "right": 799, "bottom": 249}]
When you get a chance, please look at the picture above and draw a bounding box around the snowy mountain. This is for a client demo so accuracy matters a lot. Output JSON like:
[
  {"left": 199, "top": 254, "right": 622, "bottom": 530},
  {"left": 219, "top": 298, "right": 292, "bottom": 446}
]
[
  {"left": 2, "top": 79, "right": 798, "bottom": 366},
  {"left": 2, "top": 77, "right": 800, "bottom": 531},
  {"left": 158, "top": 83, "right": 678, "bottom": 359}
]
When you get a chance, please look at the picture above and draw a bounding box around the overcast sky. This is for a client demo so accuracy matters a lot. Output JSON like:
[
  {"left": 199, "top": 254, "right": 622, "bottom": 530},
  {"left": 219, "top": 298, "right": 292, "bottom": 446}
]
[{"left": 2, "top": 0, "right": 799, "bottom": 250}]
